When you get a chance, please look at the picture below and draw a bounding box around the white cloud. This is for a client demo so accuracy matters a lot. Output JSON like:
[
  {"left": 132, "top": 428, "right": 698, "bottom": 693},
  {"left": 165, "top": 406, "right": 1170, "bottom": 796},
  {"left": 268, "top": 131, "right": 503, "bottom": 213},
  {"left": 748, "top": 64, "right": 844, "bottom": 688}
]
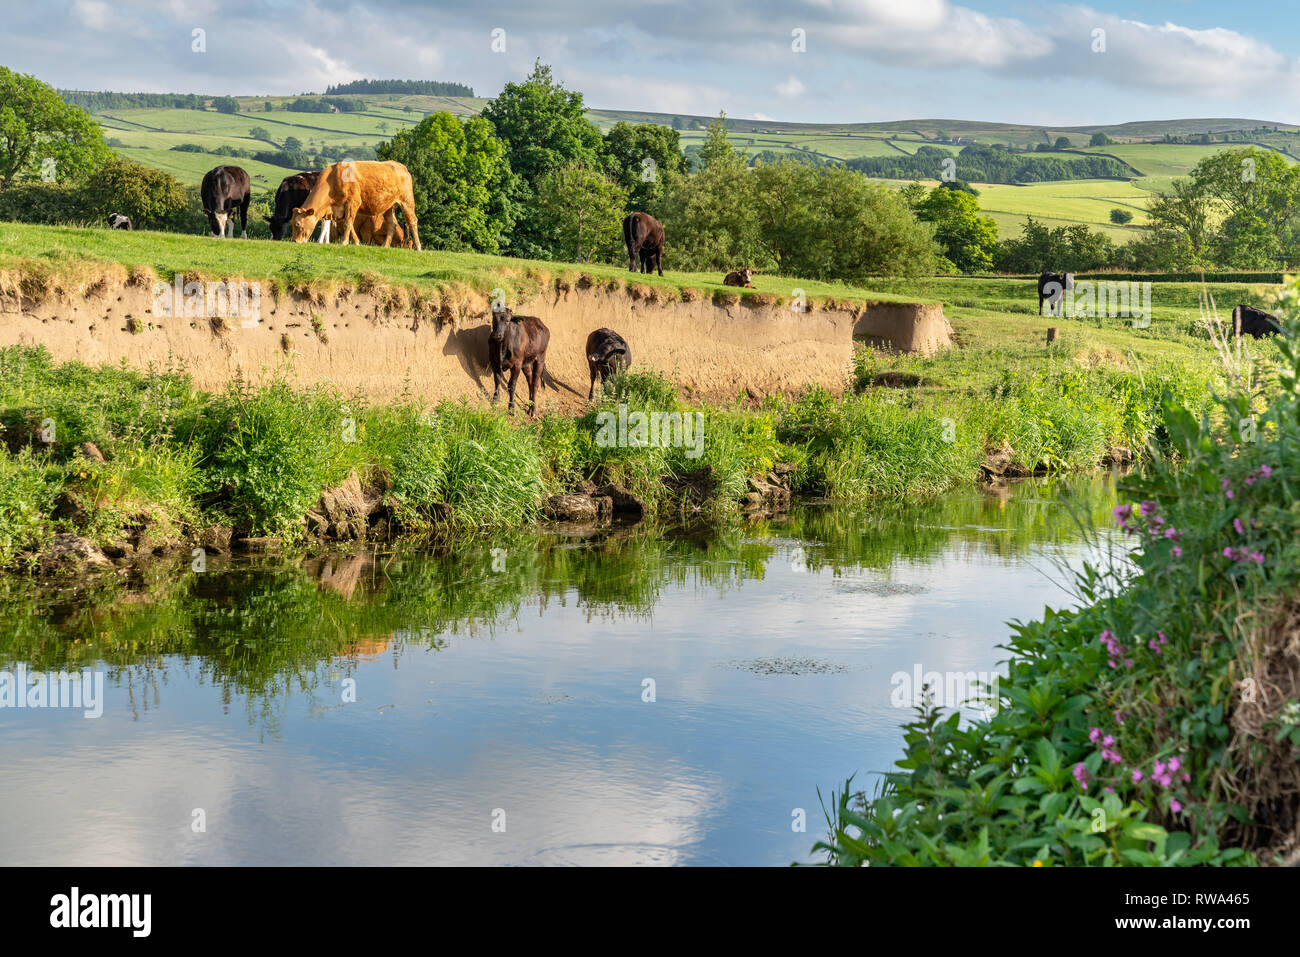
[{"left": 776, "top": 75, "right": 805, "bottom": 97}]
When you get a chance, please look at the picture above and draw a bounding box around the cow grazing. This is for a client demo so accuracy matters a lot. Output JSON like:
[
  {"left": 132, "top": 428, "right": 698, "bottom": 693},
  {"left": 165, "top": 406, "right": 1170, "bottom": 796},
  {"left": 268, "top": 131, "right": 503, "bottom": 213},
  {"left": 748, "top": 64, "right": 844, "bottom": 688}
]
[
  {"left": 1233, "top": 304, "right": 1283, "bottom": 339},
  {"left": 488, "top": 309, "right": 550, "bottom": 417},
  {"left": 723, "top": 267, "right": 754, "bottom": 288},
  {"left": 586, "top": 328, "right": 632, "bottom": 400},
  {"left": 200, "top": 165, "right": 251, "bottom": 239},
  {"left": 106, "top": 213, "right": 133, "bottom": 230},
  {"left": 1037, "top": 271, "right": 1075, "bottom": 315},
  {"left": 266, "top": 171, "right": 326, "bottom": 241},
  {"left": 290, "top": 160, "right": 420, "bottom": 250},
  {"left": 623, "top": 212, "right": 665, "bottom": 276}
]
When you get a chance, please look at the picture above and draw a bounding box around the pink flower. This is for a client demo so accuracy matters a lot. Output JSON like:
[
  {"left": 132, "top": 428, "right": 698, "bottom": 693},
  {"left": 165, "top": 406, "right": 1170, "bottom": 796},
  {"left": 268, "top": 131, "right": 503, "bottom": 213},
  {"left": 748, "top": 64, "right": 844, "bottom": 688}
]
[
  {"left": 1132, "top": 769, "right": 1143, "bottom": 783},
  {"left": 1153, "top": 760, "right": 1166, "bottom": 777},
  {"left": 1103, "top": 734, "right": 1115, "bottom": 748},
  {"left": 1170, "top": 799, "right": 1182, "bottom": 814},
  {"left": 1114, "top": 505, "right": 1132, "bottom": 525},
  {"left": 1089, "top": 727, "right": 1101, "bottom": 743},
  {"left": 1234, "top": 518, "right": 1245, "bottom": 535},
  {"left": 1168, "top": 756, "right": 1181, "bottom": 772},
  {"left": 1115, "top": 710, "right": 1126, "bottom": 724},
  {"left": 1073, "top": 763, "right": 1091, "bottom": 789},
  {"left": 1172, "top": 546, "right": 1183, "bottom": 558},
  {"left": 1261, "top": 464, "right": 1272, "bottom": 477}
]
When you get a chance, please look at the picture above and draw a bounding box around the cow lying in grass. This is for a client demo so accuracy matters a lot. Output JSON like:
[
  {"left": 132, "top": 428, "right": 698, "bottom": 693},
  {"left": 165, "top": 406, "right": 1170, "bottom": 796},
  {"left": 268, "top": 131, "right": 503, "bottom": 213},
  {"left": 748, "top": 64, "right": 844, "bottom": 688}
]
[
  {"left": 586, "top": 328, "right": 631, "bottom": 400},
  {"left": 488, "top": 308, "right": 550, "bottom": 417},
  {"left": 723, "top": 267, "right": 754, "bottom": 288}
]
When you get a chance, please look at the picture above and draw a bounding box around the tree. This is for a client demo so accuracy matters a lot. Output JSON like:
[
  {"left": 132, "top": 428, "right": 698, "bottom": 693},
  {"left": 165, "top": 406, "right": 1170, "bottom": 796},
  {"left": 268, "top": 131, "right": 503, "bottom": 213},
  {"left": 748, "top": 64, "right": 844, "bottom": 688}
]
[
  {"left": 996, "top": 217, "right": 1116, "bottom": 273},
  {"left": 1054, "top": 136, "right": 1072, "bottom": 149},
  {"left": 81, "top": 156, "right": 190, "bottom": 228},
  {"left": 212, "top": 96, "right": 240, "bottom": 114},
  {"left": 602, "top": 121, "right": 685, "bottom": 214},
  {"left": 282, "top": 136, "right": 302, "bottom": 152},
  {"left": 914, "top": 186, "right": 999, "bottom": 273},
  {"left": 1109, "top": 207, "right": 1134, "bottom": 225},
  {"left": 0, "top": 66, "right": 111, "bottom": 192},
  {"left": 249, "top": 126, "right": 271, "bottom": 142},
  {"left": 479, "top": 61, "right": 606, "bottom": 258},
  {"left": 534, "top": 163, "right": 627, "bottom": 262},
  {"left": 377, "top": 111, "right": 516, "bottom": 253},
  {"left": 1090, "top": 132, "right": 1113, "bottom": 146},
  {"left": 263, "top": 101, "right": 273, "bottom": 112},
  {"left": 696, "top": 113, "right": 744, "bottom": 171},
  {"left": 1143, "top": 179, "right": 1214, "bottom": 268}
]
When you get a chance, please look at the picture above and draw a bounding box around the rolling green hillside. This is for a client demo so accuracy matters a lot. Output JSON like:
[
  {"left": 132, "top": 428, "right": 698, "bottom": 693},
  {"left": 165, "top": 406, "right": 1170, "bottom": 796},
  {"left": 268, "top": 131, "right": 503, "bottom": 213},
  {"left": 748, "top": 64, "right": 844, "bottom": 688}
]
[{"left": 72, "top": 90, "right": 1300, "bottom": 241}]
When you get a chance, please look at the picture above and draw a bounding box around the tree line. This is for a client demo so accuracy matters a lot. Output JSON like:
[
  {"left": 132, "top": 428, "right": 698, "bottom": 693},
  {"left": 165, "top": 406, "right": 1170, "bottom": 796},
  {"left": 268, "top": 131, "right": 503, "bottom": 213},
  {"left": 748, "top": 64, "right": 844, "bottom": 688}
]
[
  {"left": 324, "top": 79, "right": 475, "bottom": 97},
  {"left": 847, "top": 144, "right": 1132, "bottom": 184}
]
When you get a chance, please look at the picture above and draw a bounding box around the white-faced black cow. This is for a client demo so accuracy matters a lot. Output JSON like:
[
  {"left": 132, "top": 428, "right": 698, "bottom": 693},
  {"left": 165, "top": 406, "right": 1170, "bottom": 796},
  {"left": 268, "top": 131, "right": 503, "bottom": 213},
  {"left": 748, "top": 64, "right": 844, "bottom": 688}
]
[
  {"left": 1233, "top": 304, "right": 1283, "bottom": 339},
  {"left": 1037, "top": 271, "right": 1075, "bottom": 316},
  {"left": 200, "top": 165, "right": 252, "bottom": 239},
  {"left": 106, "top": 213, "right": 133, "bottom": 230},
  {"left": 585, "top": 328, "right": 632, "bottom": 400},
  {"left": 623, "top": 212, "right": 665, "bottom": 276},
  {"left": 723, "top": 267, "right": 754, "bottom": 288},
  {"left": 267, "top": 171, "right": 326, "bottom": 241},
  {"left": 488, "top": 308, "right": 550, "bottom": 417}
]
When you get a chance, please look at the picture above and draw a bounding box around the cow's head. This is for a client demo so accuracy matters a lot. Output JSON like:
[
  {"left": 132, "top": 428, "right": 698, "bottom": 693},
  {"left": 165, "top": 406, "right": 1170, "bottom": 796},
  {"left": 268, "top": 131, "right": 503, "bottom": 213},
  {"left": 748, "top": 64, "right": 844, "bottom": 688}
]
[
  {"left": 490, "top": 307, "right": 515, "bottom": 342},
  {"left": 289, "top": 206, "right": 319, "bottom": 243},
  {"left": 740, "top": 267, "right": 753, "bottom": 284}
]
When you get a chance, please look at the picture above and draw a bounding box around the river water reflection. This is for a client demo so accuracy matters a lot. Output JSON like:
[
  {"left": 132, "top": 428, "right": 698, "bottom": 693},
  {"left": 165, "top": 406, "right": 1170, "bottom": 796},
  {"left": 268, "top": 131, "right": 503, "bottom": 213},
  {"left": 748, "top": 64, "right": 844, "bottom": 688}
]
[{"left": 0, "top": 475, "right": 1121, "bottom": 865}]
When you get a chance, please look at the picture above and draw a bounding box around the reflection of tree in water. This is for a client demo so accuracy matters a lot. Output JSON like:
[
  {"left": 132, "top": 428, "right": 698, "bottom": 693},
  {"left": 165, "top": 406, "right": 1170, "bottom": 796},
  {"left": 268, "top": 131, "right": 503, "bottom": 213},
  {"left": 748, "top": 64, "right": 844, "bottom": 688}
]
[{"left": 0, "top": 474, "right": 1116, "bottom": 719}]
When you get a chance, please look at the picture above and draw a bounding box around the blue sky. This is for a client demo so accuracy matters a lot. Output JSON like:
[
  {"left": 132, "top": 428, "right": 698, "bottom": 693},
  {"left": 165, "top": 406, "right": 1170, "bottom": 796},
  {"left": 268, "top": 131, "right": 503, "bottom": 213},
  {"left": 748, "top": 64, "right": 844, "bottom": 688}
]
[{"left": 2, "top": 1, "right": 1298, "bottom": 126}]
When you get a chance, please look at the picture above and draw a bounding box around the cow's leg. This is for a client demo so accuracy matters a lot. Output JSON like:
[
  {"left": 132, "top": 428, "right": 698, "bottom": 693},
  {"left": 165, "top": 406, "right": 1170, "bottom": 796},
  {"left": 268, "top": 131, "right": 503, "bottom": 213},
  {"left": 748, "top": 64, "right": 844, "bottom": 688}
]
[
  {"left": 239, "top": 198, "right": 249, "bottom": 239},
  {"left": 491, "top": 368, "right": 504, "bottom": 405},
  {"left": 588, "top": 369, "right": 597, "bottom": 401},
  {"left": 628, "top": 245, "right": 637, "bottom": 272},
  {"left": 506, "top": 366, "right": 520, "bottom": 413},
  {"left": 317, "top": 219, "right": 331, "bottom": 243},
  {"left": 529, "top": 358, "right": 544, "bottom": 418}
]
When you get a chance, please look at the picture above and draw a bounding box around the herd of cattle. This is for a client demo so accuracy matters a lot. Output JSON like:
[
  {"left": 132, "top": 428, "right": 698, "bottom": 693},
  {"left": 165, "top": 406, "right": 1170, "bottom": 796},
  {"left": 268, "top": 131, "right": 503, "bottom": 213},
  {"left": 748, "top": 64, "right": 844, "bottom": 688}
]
[
  {"left": 102, "top": 159, "right": 1284, "bottom": 416},
  {"left": 1035, "top": 271, "right": 1282, "bottom": 339}
]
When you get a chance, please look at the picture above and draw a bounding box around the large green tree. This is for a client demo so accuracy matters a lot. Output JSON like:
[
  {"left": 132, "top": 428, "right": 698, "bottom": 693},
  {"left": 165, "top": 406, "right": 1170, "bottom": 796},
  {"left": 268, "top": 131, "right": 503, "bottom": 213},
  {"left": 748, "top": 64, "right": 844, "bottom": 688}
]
[
  {"left": 480, "top": 61, "right": 605, "bottom": 258},
  {"left": 534, "top": 163, "right": 627, "bottom": 263},
  {"left": 81, "top": 156, "right": 190, "bottom": 228},
  {"left": 913, "top": 186, "right": 999, "bottom": 273},
  {"left": 377, "top": 111, "right": 516, "bottom": 253},
  {"left": 601, "top": 121, "right": 685, "bottom": 215},
  {"left": 0, "top": 66, "right": 111, "bottom": 191}
]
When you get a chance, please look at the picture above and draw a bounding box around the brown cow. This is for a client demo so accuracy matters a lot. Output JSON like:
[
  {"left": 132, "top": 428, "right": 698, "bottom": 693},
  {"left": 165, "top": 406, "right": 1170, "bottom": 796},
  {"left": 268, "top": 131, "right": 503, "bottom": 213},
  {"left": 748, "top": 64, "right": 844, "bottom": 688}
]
[
  {"left": 623, "top": 212, "right": 665, "bottom": 276},
  {"left": 488, "top": 308, "right": 550, "bottom": 417},
  {"left": 723, "top": 267, "right": 754, "bottom": 288},
  {"left": 290, "top": 160, "right": 420, "bottom": 250}
]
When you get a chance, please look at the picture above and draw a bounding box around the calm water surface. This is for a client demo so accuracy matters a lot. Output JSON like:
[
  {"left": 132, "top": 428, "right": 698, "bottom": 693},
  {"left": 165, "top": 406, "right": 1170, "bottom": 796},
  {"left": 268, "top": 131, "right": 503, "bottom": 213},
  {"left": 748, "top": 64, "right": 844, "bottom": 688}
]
[{"left": 0, "top": 476, "right": 1121, "bottom": 865}]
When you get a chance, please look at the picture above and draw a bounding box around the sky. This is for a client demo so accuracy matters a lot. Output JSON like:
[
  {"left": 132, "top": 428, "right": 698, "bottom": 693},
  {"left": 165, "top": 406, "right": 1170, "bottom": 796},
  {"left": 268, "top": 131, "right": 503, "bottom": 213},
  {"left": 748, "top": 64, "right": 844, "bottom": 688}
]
[{"left": 2, "top": 0, "right": 1298, "bottom": 126}]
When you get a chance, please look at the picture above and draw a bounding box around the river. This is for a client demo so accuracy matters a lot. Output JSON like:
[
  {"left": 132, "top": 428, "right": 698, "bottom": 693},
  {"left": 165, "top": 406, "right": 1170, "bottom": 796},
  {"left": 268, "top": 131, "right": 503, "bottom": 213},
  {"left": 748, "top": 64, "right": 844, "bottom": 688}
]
[{"left": 0, "top": 474, "right": 1122, "bottom": 865}]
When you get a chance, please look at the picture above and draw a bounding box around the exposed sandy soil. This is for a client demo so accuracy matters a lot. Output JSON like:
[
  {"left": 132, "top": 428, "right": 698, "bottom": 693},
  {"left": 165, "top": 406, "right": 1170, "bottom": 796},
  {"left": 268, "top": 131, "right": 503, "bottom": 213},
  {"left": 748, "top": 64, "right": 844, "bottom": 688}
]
[{"left": 0, "top": 268, "right": 953, "bottom": 410}]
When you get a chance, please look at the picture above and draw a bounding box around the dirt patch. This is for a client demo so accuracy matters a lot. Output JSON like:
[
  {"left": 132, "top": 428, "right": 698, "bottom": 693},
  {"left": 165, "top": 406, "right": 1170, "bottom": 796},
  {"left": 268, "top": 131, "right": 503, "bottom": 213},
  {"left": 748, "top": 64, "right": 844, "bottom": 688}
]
[{"left": 0, "top": 266, "right": 951, "bottom": 410}]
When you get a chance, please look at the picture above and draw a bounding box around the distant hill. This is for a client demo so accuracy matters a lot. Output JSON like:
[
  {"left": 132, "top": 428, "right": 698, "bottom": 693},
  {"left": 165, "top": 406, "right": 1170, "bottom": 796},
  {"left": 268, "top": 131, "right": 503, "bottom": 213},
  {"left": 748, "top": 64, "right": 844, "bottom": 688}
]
[{"left": 70, "top": 87, "right": 1300, "bottom": 241}]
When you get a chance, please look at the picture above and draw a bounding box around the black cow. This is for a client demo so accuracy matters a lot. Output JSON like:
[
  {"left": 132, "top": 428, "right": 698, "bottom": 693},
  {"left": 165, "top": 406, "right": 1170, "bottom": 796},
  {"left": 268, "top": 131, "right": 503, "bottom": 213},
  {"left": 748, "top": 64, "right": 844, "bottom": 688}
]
[
  {"left": 266, "top": 171, "right": 322, "bottom": 241},
  {"left": 1037, "top": 271, "right": 1075, "bottom": 316},
  {"left": 200, "top": 165, "right": 251, "bottom": 239},
  {"left": 723, "top": 267, "right": 754, "bottom": 288},
  {"left": 1233, "top": 304, "right": 1283, "bottom": 339},
  {"left": 586, "top": 328, "right": 632, "bottom": 400},
  {"left": 106, "top": 213, "right": 133, "bottom": 230},
  {"left": 488, "top": 309, "right": 551, "bottom": 417},
  {"left": 623, "top": 212, "right": 665, "bottom": 276}
]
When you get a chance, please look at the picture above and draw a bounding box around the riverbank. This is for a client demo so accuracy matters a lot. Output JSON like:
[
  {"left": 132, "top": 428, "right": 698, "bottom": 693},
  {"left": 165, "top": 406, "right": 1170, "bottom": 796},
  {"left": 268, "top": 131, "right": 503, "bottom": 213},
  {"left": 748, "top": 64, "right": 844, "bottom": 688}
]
[
  {"left": 815, "top": 282, "right": 1300, "bottom": 867},
  {"left": 1, "top": 339, "right": 1218, "bottom": 575}
]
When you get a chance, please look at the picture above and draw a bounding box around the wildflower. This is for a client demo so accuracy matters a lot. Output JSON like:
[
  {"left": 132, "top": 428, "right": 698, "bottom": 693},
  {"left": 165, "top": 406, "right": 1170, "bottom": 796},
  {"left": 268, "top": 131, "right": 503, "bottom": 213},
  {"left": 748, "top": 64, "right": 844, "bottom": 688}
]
[
  {"left": 1170, "top": 799, "right": 1182, "bottom": 814},
  {"left": 1163, "top": 527, "right": 1180, "bottom": 540},
  {"left": 1089, "top": 727, "right": 1101, "bottom": 743},
  {"left": 1251, "top": 552, "right": 1265, "bottom": 564},
  {"left": 1233, "top": 518, "right": 1245, "bottom": 535},
  {"left": 1172, "top": 546, "right": 1183, "bottom": 558},
  {"left": 1114, "top": 710, "right": 1126, "bottom": 724},
  {"left": 1140, "top": 500, "right": 1158, "bottom": 516},
  {"left": 1132, "top": 769, "right": 1143, "bottom": 783},
  {"left": 1261, "top": 464, "right": 1272, "bottom": 478},
  {"left": 1073, "top": 763, "right": 1091, "bottom": 789},
  {"left": 1114, "top": 505, "right": 1132, "bottom": 525},
  {"left": 1103, "top": 734, "right": 1115, "bottom": 748},
  {"left": 1153, "top": 760, "right": 1166, "bottom": 777},
  {"left": 1168, "top": 757, "right": 1181, "bottom": 772}
]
